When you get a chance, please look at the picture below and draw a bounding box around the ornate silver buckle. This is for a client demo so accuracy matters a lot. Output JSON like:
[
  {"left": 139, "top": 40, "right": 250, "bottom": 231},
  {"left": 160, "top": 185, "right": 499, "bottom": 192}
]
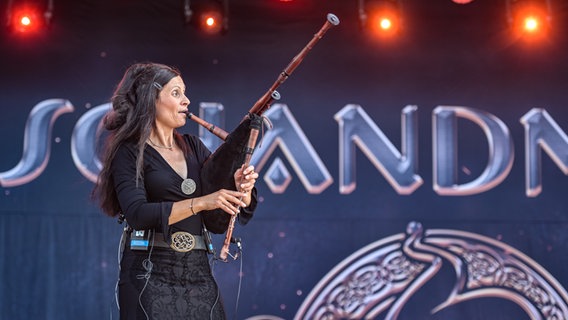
[{"left": 170, "top": 232, "right": 196, "bottom": 252}]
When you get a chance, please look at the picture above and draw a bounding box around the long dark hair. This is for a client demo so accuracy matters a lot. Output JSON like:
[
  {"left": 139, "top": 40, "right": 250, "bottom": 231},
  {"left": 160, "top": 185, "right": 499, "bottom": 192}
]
[{"left": 93, "top": 62, "right": 183, "bottom": 217}]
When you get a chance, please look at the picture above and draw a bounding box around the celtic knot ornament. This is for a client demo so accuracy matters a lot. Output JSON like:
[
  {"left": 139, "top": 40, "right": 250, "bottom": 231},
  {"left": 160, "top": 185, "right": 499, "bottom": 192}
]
[
  {"left": 289, "top": 221, "right": 568, "bottom": 320},
  {"left": 170, "top": 232, "right": 196, "bottom": 252}
]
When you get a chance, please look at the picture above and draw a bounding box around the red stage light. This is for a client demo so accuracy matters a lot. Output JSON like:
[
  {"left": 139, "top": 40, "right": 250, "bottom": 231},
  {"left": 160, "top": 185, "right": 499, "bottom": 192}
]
[
  {"left": 20, "top": 16, "right": 32, "bottom": 26},
  {"left": 10, "top": 5, "right": 45, "bottom": 34}
]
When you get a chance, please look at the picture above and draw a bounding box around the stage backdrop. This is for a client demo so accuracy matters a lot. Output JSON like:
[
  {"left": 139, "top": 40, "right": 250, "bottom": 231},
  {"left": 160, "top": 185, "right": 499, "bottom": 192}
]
[{"left": 1, "top": 0, "right": 568, "bottom": 319}]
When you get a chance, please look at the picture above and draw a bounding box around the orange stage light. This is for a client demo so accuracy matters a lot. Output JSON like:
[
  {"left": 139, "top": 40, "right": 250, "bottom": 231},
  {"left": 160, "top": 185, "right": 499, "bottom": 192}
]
[
  {"left": 379, "top": 18, "right": 392, "bottom": 30},
  {"left": 360, "top": 0, "right": 401, "bottom": 37},
  {"left": 508, "top": 0, "right": 551, "bottom": 39},
  {"left": 523, "top": 16, "right": 540, "bottom": 32},
  {"left": 199, "top": 10, "right": 224, "bottom": 34},
  {"left": 187, "top": 0, "right": 227, "bottom": 35}
]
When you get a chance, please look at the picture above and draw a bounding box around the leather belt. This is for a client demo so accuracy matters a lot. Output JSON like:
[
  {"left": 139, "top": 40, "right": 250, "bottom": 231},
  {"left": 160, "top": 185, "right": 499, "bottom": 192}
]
[{"left": 153, "top": 231, "right": 207, "bottom": 252}]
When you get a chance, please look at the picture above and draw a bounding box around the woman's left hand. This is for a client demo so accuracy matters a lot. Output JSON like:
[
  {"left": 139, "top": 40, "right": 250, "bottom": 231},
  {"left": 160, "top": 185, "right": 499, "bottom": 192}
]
[{"left": 234, "top": 165, "right": 258, "bottom": 205}]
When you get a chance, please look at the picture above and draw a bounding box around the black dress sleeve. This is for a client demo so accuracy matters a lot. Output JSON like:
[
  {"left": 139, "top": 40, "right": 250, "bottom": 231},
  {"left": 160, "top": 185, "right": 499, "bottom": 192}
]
[{"left": 111, "top": 143, "right": 171, "bottom": 232}]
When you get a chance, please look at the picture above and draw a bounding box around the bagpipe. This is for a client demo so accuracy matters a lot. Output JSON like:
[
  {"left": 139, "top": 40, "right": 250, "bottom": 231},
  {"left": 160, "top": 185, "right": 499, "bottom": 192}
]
[{"left": 185, "top": 13, "right": 340, "bottom": 261}]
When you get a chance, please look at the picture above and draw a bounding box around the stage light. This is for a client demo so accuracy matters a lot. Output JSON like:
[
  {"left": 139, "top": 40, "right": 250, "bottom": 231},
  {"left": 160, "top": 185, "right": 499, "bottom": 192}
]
[
  {"left": 379, "top": 18, "right": 392, "bottom": 30},
  {"left": 5, "top": 0, "right": 53, "bottom": 35},
  {"left": 523, "top": 16, "right": 539, "bottom": 32},
  {"left": 8, "top": 5, "right": 43, "bottom": 33},
  {"left": 199, "top": 9, "right": 224, "bottom": 34},
  {"left": 506, "top": 0, "right": 551, "bottom": 38},
  {"left": 184, "top": 0, "right": 228, "bottom": 35},
  {"left": 358, "top": 0, "right": 402, "bottom": 38}
]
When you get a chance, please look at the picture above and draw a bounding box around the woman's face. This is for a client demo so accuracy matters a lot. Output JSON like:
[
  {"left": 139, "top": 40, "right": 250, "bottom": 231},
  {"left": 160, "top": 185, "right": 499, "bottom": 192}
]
[{"left": 155, "top": 76, "right": 190, "bottom": 129}]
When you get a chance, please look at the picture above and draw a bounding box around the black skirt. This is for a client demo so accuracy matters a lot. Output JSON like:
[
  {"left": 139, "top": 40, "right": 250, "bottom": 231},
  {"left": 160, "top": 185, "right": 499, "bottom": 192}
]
[{"left": 118, "top": 246, "right": 226, "bottom": 320}]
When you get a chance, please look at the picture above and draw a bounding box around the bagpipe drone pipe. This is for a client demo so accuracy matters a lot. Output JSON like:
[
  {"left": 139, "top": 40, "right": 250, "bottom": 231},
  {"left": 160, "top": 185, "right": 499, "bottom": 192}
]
[{"left": 186, "top": 13, "right": 340, "bottom": 261}]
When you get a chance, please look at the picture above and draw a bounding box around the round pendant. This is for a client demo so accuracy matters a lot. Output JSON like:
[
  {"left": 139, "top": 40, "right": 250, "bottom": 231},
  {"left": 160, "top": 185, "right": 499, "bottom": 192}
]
[{"left": 181, "top": 178, "right": 196, "bottom": 195}]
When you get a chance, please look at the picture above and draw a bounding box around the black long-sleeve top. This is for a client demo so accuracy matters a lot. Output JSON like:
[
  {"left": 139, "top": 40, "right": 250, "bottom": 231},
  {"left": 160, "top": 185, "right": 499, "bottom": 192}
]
[{"left": 111, "top": 134, "right": 256, "bottom": 241}]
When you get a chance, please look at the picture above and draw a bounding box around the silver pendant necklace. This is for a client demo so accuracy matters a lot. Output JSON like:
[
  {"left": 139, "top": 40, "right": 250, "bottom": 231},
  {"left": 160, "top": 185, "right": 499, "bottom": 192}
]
[
  {"left": 148, "top": 138, "right": 195, "bottom": 194},
  {"left": 181, "top": 178, "right": 196, "bottom": 195}
]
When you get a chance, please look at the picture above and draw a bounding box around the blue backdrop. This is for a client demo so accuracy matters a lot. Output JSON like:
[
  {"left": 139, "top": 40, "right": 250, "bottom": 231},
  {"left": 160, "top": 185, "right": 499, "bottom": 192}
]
[{"left": 1, "top": 0, "right": 568, "bottom": 319}]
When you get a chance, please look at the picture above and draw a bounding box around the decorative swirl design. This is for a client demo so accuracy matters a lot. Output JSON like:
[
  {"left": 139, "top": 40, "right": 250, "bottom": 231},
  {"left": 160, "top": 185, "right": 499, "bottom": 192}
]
[
  {"left": 424, "top": 231, "right": 568, "bottom": 319},
  {"left": 275, "top": 221, "right": 568, "bottom": 320}
]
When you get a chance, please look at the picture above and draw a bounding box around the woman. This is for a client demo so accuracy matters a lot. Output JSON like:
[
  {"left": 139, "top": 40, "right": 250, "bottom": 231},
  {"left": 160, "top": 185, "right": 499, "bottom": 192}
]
[{"left": 94, "top": 62, "right": 258, "bottom": 319}]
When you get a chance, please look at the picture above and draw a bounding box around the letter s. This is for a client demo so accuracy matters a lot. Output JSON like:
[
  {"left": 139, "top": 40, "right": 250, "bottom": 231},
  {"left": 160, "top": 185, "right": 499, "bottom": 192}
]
[
  {"left": 71, "top": 103, "right": 110, "bottom": 183},
  {"left": 0, "top": 99, "right": 74, "bottom": 187}
]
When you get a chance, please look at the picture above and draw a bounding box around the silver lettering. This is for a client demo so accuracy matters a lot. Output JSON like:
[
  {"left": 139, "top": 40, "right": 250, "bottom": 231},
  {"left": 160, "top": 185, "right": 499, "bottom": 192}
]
[
  {"left": 0, "top": 99, "right": 74, "bottom": 187},
  {"left": 521, "top": 108, "right": 568, "bottom": 197},
  {"left": 334, "top": 104, "right": 423, "bottom": 195},
  {"left": 2, "top": 98, "right": 564, "bottom": 198},
  {"left": 198, "top": 102, "right": 225, "bottom": 152},
  {"left": 251, "top": 104, "right": 333, "bottom": 194},
  {"left": 71, "top": 103, "right": 110, "bottom": 183},
  {"left": 433, "top": 106, "right": 514, "bottom": 195}
]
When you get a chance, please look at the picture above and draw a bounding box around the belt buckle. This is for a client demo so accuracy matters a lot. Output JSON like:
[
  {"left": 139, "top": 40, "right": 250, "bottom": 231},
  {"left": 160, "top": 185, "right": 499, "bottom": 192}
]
[{"left": 170, "top": 232, "right": 196, "bottom": 252}]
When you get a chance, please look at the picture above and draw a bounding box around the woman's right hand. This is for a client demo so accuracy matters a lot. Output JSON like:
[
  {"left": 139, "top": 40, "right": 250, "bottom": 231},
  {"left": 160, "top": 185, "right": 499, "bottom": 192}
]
[
  {"left": 196, "top": 189, "right": 248, "bottom": 215},
  {"left": 170, "top": 189, "right": 247, "bottom": 225}
]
